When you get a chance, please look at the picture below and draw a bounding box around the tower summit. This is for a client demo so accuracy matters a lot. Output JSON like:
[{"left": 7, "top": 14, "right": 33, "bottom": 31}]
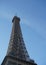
[
  {"left": 1, "top": 16, "right": 37, "bottom": 65},
  {"left": 12, "top": 16, "right": 20, "bottom": 22}
]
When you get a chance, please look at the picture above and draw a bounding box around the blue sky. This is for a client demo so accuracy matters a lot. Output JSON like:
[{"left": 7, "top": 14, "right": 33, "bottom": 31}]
[{"left": 0, "top": 0, "right": 46, "bottom": 65}]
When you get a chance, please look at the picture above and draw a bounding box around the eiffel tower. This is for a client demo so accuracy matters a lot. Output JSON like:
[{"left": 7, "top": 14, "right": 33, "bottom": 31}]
[{"left": 1, "top": 16, "right": 37, "bottom": 65}]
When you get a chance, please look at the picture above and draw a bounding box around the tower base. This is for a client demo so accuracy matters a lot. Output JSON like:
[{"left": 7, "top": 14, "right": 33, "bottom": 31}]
[{"left": 1, "top": 56, "right": 37, "bottom": 65}]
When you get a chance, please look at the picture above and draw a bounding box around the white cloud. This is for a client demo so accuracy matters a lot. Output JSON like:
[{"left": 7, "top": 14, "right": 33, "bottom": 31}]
[{"left": 21, "top": 18, "right": 46, "bottom": 40}]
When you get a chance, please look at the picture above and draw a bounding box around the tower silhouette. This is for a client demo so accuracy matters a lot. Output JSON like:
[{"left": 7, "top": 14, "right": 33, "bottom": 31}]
[{"left": 1, "top": 16, "right": 37, "bottom": 65}]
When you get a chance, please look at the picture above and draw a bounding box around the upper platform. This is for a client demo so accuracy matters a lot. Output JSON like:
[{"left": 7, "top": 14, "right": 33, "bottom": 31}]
[{"left": 12, "top": 16, "right": 20, "bottom": 23}]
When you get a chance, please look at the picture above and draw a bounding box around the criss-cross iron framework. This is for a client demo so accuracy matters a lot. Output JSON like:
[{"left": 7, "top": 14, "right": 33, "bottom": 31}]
[{"left": 1, "top": 16, "right": 37, "bottom": 65}]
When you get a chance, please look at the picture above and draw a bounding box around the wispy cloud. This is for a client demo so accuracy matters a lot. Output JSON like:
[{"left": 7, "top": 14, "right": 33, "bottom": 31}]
[{"left": 21, "top": 18, "right": 46, "bottom": 40}]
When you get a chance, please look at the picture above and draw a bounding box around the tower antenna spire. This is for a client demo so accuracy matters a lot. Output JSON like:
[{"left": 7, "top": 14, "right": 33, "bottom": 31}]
[{"left": 15, "top": 13, "right": 17, "bottom": 16}]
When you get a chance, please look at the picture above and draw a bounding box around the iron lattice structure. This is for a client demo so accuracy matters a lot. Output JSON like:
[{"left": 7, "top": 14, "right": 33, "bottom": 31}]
[{"left": 1, "top": 16, "right": 37, "bottom": 65}]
